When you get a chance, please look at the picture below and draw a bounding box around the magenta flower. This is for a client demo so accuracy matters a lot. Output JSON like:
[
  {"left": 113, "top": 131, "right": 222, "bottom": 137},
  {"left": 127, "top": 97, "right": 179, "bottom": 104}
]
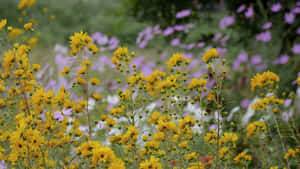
[
  {"left": 256, "top": 31, "right": 271, "bottom": 42},
  {"left": 262, "top": 22, "right": 272, "bottom": 29},
  {"left": 245, "top": 6, "right": 254, "bottom": 18},
  {"left": 219, "top": 16, "right": 235, "bottom": 29},
  {"left": 237, "top": 4, "right": 246, "bottom": 13},
  {"left": 176, "top": 9, "right": 191, "bottom": 18},
  {"left": 285, "top": 13, "right": 295, "bottom": 24},
  {"left": 251, "top": 55, "right": 262, "bottom": 65},
  {"left": 292, "top": 43, "right": 300, "bottom": 54},
  {"left": 271, "top": 3, "right": 282, "bottom": 12}
]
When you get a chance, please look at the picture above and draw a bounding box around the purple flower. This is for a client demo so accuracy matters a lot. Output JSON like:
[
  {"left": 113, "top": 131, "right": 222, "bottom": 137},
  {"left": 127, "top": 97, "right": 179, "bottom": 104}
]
[
  {"left": 176, "top": 9, "right": 191, "bottom": 19},
  {"left": 285, "top": 13, "right": 295, "bottom": 24},
  {"left": 62, "top": 108, "right": 72, "bottom": 116},
  {"left": 171, "top": 38, "right": 180, "bottom": 46},
  {"left": 186, "top": 43, "right": 195, "bottom": 50},
  {"left": 282, "top": 111, "right": 293, "bottom": 121},
  {"left": 0, "top": 160, "right": 7, "bottom": 169},
  {"left": 292, "top": 7, "right": 300, "bottom": 14},
  {"left": 216, "top": 48, "right": 227, "bottom": 57},
  {"left": 219, "top": 16, "right": 235, "bottom": 29},
  {"left": 213, "top": 33, "right": 222, "bottom": 42},
  {"left": 297, "top": 2, "right": 300, "bottom": 6},
  {"left": 232, "top": 60, "right": 240, "bottom": 70},
  {"left": 197, "top": 42, "right": 205, "bottom": 48},
  {"left": 262, "top": 22, "right": 272, "bottom": 29},
  {"left": 241, "top": 99, "right": 250, "bottom": 109},
  {"left": 245, "top": 6, "right": 254, "bottom": 18},
  {"left": 163, "top": 27, "right": 174, "bottom": 36},
  {"left": 251, "top": 55, "right": 262, "bottom": 65},
  {"left": 208, "top": 124, "right": 217, "bottom": 130},
  {"left": 279, "top": 54, "right": 289, "bottom": 64},
  {"left": 284, "top": 99, "right": 292, "bottom": 107},
  {"left": 256, "top": 31, "right": 271, "bottom": 42},
  {"left": 238, "top": 51, "right": 248, "bottom": 63},
  {"left": 292, "top": 43, "right": 300, "bottom": 54},
  {"left": 271, "top": 3, "right": 282, "bottom": 12},
  {"left": 174, "top": 25, "right": 185, "bottom": 31},
  {"left": 53, "top": 111, "right": 64, "bottom": 121},
  {"left": 297, "top": 27, "right": 300, "bottom": 35},
  {"left": 237, "top": 4, "right": 246, "bottom": 13},
  {"left": 192, "top": 71, "right": 203, "bottom": 78}
]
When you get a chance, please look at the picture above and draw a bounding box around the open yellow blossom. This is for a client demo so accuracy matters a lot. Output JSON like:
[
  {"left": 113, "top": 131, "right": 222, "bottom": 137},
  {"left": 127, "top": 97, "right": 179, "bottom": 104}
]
[
  {"left": 0, "top": 19, "right": 7, "bottom": 31},
  {"left": 251, "top": 71, "right": 280, "bottom": 92},
  {"left": 202, "top": 48, "right": 219, "bottom": 63},
  {"left": 166, "top": 53, "right": 190, "bottom": 70},
  {"left": 234, "top": 152, "right": 252, "bottom": 164},
  {"left": 246, "top": 121, "right": 267, "bottom": 137},
  {"left": 89, "top": 78, "right": 100, "bottom": 85},
  {"left": 24, "top": 22, "right": 33, "bottom": 30},
  {"left": 188, "top": 78, "right": 207, "bottom": 89},
  {"left": 297, "top": 76, "right": 300, "bottom": 85}
]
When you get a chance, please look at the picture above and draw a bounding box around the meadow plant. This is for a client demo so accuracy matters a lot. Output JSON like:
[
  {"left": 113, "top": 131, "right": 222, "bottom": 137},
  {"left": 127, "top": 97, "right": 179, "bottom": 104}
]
[{"left": 0, "top": 1, "right": 299, "bottom": 169}]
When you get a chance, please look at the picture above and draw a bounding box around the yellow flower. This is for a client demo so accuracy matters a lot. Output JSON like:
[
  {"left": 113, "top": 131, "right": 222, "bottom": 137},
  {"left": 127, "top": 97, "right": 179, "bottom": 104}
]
[
  {"left": 92, "top": 93, "right": 102, "bottom": 101},
  {"left": 251, "top": 71, "right": 280, "bottom": 92},
  {"left": 251, "top": 95, "right": 284, "bottom": 111},
  {"left": 24, "top": 22, "right": 33, "bottom": 30},
  {"left": 166, "top": 53, "right": 189, "bottom": 70},
  {"left": 69, "top": 31, "right": 92, "bottom": 55},
  {"left": 202, "top": 48, "right": 219, "bottom": 63},
  {"left": 234, "top": 152, "right": 252, "bottom": 164},
  {"left": 89, "top": 78, "right": 100, "bottom": 85},
  {"left": 105, "top": 117, "right": 116, "bottom": 127},
  {"left": 297, "top": 76, "right": 300, "bottom": 85},
  {"left": 28, "top": 37, "right": 38, "bottom": 47},
  {"left": 60, "top": 66, "right": 70, "bottom": 76},
  {"left": 139, "top": 156, "right": 162, "bottom": 169},
  {"left": 76, "top": 77, "right": 86, "bottom": 85},
  {"left": 246, "top": 121, "right": 267, "bottom": 137},
  {"left": 9, "top": 28, "right": 24, "bottom": 41},
  {"left": 188, "top": 78, "right": 207, "bottom": 89},
  {"left": 18, "top": 0, "right": 36, "bottom": 9},
  {"left": 284, "top": 148, "right": 299, "bottom": 159},
  {"left": 0, "top": 19, "right": 7, "bottom": 32}
]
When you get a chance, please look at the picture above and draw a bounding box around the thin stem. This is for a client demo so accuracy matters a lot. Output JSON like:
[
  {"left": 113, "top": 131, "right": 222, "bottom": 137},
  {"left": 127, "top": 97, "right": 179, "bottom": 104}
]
[{"left": 273, "top": 115, "right": 291, "bottom": 169}]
